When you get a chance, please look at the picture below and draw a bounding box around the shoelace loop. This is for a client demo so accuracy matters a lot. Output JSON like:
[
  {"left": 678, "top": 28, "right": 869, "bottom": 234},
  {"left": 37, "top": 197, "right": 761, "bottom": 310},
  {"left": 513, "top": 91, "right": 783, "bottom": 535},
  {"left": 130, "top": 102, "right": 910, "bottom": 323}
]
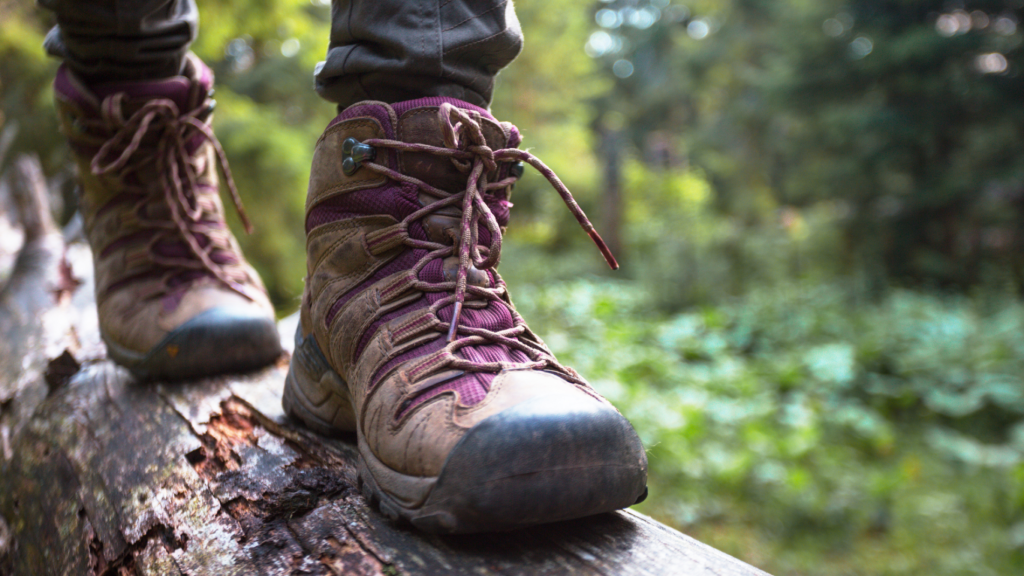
[{"left": 357, "top": 103, "right": 618, "bottom": 350}]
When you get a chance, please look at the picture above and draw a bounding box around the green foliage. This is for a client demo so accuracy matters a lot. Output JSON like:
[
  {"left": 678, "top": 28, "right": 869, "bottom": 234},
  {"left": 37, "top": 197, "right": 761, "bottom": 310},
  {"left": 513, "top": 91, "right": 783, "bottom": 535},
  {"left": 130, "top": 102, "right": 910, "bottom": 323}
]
[
  {"left": 620, "top": 157, "right": 849, "bottom": 309},
  {"left": 0, "top": 4, "right": 61, "bottom": 173},
  {"left": 590, "top": 0, "right": 1024, "bottom": 289},
  {"left": 510, "top": 276, "right": 1024, "bottom": 574},
  {"left": 212, "top": 89, "right": 320, "bottom": 307}
]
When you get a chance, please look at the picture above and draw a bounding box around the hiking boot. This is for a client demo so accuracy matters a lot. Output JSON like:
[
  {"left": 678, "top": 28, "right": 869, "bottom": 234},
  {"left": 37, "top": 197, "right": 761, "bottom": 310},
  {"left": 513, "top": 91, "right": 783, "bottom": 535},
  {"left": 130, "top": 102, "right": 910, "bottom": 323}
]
[
  {"left": 54, "top": 53, "right": 282, "bottom": 381},
  {"left": 284, "top": 98, "right": 647, "bottom": 533}
]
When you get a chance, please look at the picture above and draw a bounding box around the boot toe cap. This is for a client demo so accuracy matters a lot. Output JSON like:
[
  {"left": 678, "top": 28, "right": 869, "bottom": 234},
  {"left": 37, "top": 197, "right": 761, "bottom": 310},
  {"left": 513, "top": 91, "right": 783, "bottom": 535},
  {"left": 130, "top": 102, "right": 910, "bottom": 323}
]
[
  {"left": 107, "top": 305, "right": 283, "bottom": 381},
  {"left": 413, "top": 389, "right": 648, "bottom": 533}
]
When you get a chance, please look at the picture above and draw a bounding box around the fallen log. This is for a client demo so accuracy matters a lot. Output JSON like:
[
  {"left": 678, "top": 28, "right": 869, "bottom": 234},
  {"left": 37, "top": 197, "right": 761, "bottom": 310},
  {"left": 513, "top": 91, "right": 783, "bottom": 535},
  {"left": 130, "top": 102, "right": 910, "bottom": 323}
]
[{"left": 0, "top": 155, "right": 771, "bottom": 575}]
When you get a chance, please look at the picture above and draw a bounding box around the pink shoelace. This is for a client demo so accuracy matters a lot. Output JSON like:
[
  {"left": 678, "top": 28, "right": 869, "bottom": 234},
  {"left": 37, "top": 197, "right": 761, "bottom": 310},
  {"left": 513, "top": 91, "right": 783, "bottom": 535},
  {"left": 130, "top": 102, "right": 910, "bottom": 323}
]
[
  {"left": 87, "top": 93, "right": 257, "bottom": 301},
  {"left": 356, "top": 103, "right": 618, "bottom": 381}
]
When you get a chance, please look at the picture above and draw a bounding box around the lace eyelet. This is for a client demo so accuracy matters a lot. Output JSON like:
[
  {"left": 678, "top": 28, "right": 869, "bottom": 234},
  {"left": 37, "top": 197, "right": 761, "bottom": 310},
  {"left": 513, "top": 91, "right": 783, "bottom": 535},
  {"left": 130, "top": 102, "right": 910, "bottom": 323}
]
[
  {"left": 509, "top": 161, "right": 524, "bottom": 179},
  {"left": 342, "top": 138, "right": 377, "bottom": 176}
]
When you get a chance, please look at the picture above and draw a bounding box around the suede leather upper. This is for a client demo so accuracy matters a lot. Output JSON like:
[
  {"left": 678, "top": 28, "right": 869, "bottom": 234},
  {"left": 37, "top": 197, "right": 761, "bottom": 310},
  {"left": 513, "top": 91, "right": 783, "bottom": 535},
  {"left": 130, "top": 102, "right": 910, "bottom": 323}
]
[
  {"left": 299, "top": 99, "right": 618, "bottom": 481},
  {"left": 55, "top": 54, "right": 275, "bottom": 359}
]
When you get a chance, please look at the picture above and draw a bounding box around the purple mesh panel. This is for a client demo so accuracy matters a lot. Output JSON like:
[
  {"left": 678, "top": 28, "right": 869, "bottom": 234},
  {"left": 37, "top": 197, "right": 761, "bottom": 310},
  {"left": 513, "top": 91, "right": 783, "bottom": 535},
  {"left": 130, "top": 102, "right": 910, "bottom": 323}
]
[
  {"left": 150, "top": 229, "right": 238, "bottom": 265},
  {"left": 397, "top": 345, "right": 532, "bottom": 417},
  {"left": 463, "top": 343, "right": 530, "bottom": 366},
  {"left": 402, "top": 376, "right": 485, "bottom": 416},
  {"left": 92, "top": 76, "right": 195, "bottom": 107},
  {"left": 356, "top": 255, "right": 522, "bottom": 384},
  {"left": 153, "top": 238, "right": 199, "bottom": 258},
  {"left": 58, "top": 61, "right": 202, "bottom": 123},
  {"left": 383, "top": 254, "right": 525, "bottom": 410},
  {"left": 418, "top": 259, "right": 514, "bottom": 331},
  {"left": 153, "top": 243, "right": 184, "bottom": 258},
  {"left": 307, "top": 182, "right": 422, "bottom": 233},
  {"left": 305, "top": 205, "right": 360, "bottom": 231},
  {"left": 390, "top": 96, "right": 492, "bottom": 119},
  {"left": 420, "top": 257, "right": 443, "bottom": 276},
  {"left": 210, "top": 250, "right": 238, "bottom": 265},
  {"left": 461, "top": 344, "right": 527, "bottom": 388}
]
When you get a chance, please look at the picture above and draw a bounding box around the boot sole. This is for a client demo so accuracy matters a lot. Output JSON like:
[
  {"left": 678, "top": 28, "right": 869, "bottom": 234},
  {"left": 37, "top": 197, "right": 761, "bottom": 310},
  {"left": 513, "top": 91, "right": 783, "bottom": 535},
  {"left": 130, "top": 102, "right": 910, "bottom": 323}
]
[
  {"left": 284, "top": 327, "right": 649, "bottom": 534},
  {"left": 281, "top": 326, "right": 358, "bottom": 435},
  {"left": 105, "top": 307, "right": 283, "bottom": 381}
]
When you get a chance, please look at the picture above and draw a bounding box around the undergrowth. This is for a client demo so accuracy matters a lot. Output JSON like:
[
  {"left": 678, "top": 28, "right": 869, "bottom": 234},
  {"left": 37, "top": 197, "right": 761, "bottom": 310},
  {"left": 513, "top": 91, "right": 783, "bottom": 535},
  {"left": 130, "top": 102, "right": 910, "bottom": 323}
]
[{"left": 507, "top": 270, "right": 1024, "bottom": 575}]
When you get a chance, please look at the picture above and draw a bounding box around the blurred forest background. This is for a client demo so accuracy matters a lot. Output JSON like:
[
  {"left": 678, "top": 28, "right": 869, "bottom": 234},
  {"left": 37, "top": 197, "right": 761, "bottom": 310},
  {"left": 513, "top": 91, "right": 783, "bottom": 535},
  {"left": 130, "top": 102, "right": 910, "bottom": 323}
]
[{"left": 3, "top": 0, "right": 1024, "bottom": 573}]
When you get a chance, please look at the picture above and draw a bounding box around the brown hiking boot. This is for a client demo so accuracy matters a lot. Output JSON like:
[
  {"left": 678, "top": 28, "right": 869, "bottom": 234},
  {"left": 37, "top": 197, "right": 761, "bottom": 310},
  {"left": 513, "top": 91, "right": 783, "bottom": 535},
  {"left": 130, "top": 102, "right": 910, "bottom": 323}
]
[
  {"left": 54, "top": 53, "right": 282, "bottom": 381},
  {"left": 284, "top": 97, "right": 647, "bottom": 533}
]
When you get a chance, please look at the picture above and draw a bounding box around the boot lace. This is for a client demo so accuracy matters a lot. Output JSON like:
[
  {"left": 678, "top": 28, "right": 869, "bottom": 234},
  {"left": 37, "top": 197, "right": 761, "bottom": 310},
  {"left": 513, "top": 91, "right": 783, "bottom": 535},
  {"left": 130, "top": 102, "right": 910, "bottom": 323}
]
[
  {"left": 86, "top": 92, "right": 257, "bottom": 300},
  {"left": 357, "top": 103, "right": 617, "bottom": 383}
]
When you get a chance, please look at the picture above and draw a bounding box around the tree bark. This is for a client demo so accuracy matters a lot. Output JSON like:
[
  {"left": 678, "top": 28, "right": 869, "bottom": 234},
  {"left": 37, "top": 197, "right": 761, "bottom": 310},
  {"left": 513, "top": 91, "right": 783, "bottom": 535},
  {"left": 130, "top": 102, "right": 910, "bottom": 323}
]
[{"left": 0, "top": 155, "right": 771, "bottom": 576}]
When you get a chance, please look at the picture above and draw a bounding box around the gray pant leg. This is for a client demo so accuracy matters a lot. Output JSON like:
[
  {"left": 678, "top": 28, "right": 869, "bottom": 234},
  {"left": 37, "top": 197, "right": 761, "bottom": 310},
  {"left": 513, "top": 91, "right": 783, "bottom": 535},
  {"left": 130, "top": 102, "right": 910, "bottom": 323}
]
[
  {"left": 38, "top": 0, "right": 197, "bottom": 83},
  {"left": 38, "top": 0, "right": 523, "bottom": 107},
  {"left": 316, "top": 0, "right": 524, "bottom": 109}
]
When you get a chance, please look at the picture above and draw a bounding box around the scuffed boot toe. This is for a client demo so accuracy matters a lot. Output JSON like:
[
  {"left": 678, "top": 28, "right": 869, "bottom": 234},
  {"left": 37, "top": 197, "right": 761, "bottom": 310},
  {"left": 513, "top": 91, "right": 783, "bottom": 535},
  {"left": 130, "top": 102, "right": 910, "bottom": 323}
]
[
  {"left": 405, "top": 391, "right": 648, "bottom": 534},
  {"left": 107, "top": 305, "right": 282, "bottom": 381}
]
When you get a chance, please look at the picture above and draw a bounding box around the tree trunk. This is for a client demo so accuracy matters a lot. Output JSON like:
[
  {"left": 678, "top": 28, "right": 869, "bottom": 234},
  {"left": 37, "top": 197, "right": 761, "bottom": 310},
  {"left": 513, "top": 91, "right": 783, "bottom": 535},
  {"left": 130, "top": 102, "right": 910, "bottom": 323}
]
[{"left": 0, "top": 155, "right": 771, "bottom": 576}]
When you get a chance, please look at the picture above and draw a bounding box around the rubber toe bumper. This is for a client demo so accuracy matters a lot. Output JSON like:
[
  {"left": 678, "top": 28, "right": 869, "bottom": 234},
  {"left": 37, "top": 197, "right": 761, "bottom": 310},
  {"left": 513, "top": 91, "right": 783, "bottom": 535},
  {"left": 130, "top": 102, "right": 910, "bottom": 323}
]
[
  {"left": 105, "top": 306, "right": 283, "bottom": 381},
  {"left": 378, "top": 391, "right": 649, "bottom": 534}
]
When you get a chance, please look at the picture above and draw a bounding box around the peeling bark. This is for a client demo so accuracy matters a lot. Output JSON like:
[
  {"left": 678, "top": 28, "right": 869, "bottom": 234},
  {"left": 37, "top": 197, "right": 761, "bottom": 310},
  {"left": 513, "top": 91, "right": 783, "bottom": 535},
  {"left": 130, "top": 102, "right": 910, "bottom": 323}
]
[{"left": 0, "top": 156, "right": 771, "bottom": 576}]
